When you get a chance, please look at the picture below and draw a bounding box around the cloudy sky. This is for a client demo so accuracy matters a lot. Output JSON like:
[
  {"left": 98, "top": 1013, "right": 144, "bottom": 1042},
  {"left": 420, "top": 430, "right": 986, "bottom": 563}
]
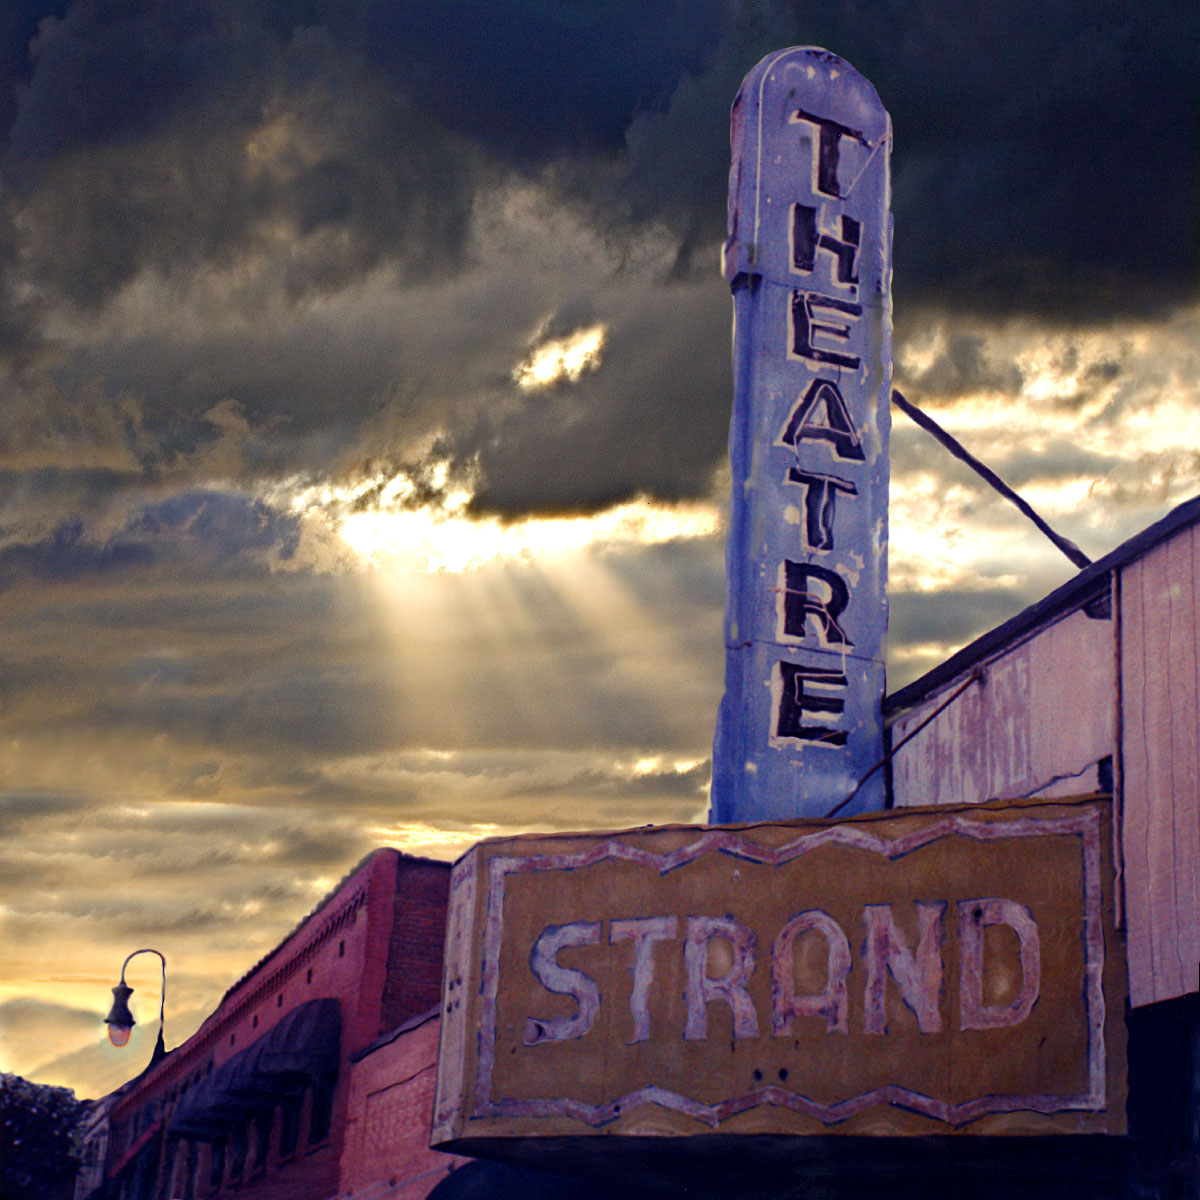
[{"left": 1, "top": 0, "right": 1196, "bottom": 1099}]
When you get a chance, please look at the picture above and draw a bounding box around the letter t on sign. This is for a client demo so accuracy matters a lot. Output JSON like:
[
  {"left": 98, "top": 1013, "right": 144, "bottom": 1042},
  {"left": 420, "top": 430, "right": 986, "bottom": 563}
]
[{"left": 611, "top": 916, "right": 678, "bottom": 1045}]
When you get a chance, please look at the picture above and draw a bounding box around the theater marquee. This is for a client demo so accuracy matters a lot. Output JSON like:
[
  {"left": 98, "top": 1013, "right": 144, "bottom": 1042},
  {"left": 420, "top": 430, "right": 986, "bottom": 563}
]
[{"left": 432, "top": 796, "right": 1126, "bottom": 1156}]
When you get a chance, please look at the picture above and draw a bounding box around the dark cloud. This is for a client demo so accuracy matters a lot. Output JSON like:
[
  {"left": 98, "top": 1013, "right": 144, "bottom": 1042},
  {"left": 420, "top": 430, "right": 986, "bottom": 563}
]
[
  {"left": 994, "top": 440, "right": 1120, "bottom": 488},
  {"left": 550, "top": 0, "right": 1200, "bottom": 320},
  {"left": 0, "top": 997, "right": 100, "bottom": 1038},
  {"left": 6, "top": 4, "right": 484, "bottom": 313},
  {"left": 0, "top": 0, "right": 1191, "bottom": 530},
  {"left": 890, "top": 585, "right": 1030, "bottom": 651},
  {"left": 0, "top": 792, "right": 97, "bottom": 836},
  {"left": 355, "top": 0, "right": 725, "bottom": 165},
  {"left": 0, "top": 489, "right": 302, "bottom": 585},
  {"left": 901, "top": 331, "right": 1025, "bottom": 400},
  {"left": 0, "top": 2, "right": 71, "bottom": 151},
  {"left": 5, "top": 0, "right": 1191, "bottom": 316},
  {"left": 271, "top": 824, "right": 371, "bottom": 868},
  {"left": 762, "top": 1, "right": 1200, "bottom": 321},
  {"left": 5, "top": 1, "right": 224, "bottom": 176},
  {"left": 465, "top": 279, "right": 730, "bottom": 515}
]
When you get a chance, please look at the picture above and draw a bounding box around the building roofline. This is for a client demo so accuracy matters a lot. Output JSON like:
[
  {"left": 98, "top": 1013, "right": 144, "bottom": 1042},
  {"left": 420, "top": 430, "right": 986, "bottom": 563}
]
[
  {"left": 218, "top": 848, "right": 450, "bottom": 1008},
  {"left": 108, "top": 848, "right": 450, "bottom": 1106},
  {"left": 884, "top": 492, "right": 1200, "bottom": 717},
  {"left": 349, "top": 1004, "right": 440, "bottom": 1062}
]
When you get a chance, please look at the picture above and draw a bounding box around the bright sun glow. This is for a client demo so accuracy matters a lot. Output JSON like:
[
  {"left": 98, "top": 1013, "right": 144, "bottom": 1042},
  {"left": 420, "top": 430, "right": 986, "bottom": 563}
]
[
  {"left": 340, "top": 496, "right": 720, "bottom": 572},
  {"left": 366, "top": 821, "right": 506, "bottom": 858},
  {"left": 514, "top": 324, "right": 607, "bottom": 390},
  {"left": 269, "top": 463, "right": 721, "bottom": 573}
]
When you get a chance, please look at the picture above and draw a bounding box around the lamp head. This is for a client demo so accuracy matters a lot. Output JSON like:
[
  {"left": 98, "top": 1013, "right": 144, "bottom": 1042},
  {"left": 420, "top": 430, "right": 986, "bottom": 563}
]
[{"left": 105, "top": 983, "right": 135, "bottom": 1048}]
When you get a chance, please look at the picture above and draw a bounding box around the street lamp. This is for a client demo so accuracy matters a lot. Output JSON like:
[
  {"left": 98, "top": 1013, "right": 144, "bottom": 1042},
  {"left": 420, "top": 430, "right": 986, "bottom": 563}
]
[{"left": 104, "top": 948, "right": 167, "bottom": 1064}]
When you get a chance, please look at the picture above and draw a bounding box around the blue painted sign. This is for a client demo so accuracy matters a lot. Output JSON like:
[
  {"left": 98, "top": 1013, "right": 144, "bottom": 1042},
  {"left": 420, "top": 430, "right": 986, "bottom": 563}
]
[{"left": 711, "top": 48, "right": 892, "bottom": 823}]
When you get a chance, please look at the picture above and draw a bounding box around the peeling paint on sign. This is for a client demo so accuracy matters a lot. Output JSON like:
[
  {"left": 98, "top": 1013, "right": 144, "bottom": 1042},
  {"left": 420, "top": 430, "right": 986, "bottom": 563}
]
[
  {"left": 711, "top": 47, "right": 892, "bottom": 822},
  {"left": 432, "top": 797, "right": 1127, "bottom": 1154}
]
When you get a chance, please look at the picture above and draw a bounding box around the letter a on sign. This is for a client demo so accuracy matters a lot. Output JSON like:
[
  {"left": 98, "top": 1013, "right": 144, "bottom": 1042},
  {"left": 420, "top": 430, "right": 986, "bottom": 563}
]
[{"left": 711, "top": 48, "right": 892, "bottom": 822}]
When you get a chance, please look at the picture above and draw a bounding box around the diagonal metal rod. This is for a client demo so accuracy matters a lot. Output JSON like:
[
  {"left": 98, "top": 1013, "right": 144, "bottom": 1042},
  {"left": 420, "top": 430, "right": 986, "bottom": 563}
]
[{"left": 891, "top": 388, "right": 1091, "bottom": 571}]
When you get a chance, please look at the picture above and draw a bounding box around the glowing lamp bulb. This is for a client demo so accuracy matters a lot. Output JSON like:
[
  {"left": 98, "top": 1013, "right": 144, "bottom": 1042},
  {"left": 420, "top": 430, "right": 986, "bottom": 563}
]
[{"left": 104, "top": 982, "right": 136, "bottom": 1048}]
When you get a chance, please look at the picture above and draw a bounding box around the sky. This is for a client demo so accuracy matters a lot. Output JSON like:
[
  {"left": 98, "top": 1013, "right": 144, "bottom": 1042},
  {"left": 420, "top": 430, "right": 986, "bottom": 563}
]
[{"left": 0, "top": 0, "right": 1197, "bottom": 1100}]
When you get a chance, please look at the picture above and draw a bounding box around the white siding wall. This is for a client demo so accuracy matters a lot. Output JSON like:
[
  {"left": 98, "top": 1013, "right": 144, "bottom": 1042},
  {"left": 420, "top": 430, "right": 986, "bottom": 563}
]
[
  {"left": 889, "top": 513, "right": 1200, "bottom": 1010},
  {"left": 890, "top": 606, "right": 1115, "bottom": 809},
  {"left": 1120, "top": 528, "right": 1200, "bottom": 1007}
]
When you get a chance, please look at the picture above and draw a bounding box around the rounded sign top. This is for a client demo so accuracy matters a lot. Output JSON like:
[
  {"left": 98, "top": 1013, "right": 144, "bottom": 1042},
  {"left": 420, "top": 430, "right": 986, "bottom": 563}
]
[
  {"left": 725, "top": 47, "right": 891, "bottom": 291},
  {"left": 735, "top": 47, "right": 889, "bottom": 136}
]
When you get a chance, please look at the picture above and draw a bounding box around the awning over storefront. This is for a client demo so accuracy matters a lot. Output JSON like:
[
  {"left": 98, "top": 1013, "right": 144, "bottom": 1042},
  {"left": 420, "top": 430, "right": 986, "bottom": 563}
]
[{"left": 168, "top": 998, "right": 341, "bottom": 1140}]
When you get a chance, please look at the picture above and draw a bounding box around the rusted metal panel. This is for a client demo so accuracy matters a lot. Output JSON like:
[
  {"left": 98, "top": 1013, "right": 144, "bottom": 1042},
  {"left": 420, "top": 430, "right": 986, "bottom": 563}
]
[
  {"left": 432, "top": 797, "right": 1125, "bottom": 1166},
  {"left": 891, "top": 607, "right": 1115, "bottom": 808},
  {"left": 1120, "top": 528, "right": 1200, "bottom": 1007}
]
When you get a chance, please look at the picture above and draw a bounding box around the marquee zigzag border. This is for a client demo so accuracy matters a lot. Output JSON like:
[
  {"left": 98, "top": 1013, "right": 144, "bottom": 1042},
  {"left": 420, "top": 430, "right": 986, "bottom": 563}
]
[{"left": 473, "top": 809, "right": 1105, "bottom": 1130}]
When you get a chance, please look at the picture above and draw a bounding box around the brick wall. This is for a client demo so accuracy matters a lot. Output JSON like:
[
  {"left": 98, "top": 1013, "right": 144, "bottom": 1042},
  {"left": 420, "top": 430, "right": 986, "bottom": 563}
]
[
  {"left": 104, "top": 849, "right": 419, "bottom": 1200},
  {"left": 379, "top": 857, "right": 452, "bottom": 1036},
  {"left": 338, "top": 1015, "right": 464, "bottom": 1200}
]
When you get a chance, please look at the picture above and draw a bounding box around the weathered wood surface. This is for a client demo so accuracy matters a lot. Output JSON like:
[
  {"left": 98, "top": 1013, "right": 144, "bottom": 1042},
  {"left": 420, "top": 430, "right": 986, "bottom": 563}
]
[
  {"left": 890, "top": 607, "right": 1115, "bottom": 808},
  {"left": 1120, "top": 527, "right": 1200, "bottom": 1007},
  {"left": 432, "top": 797, "right": 1125, "bottom": 1164}
]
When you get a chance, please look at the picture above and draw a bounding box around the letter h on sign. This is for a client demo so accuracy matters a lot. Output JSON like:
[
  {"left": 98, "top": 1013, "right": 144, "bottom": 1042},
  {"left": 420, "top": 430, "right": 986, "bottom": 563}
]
[{"left": 792, "top": 205, "right": 860, "bottom": 290}]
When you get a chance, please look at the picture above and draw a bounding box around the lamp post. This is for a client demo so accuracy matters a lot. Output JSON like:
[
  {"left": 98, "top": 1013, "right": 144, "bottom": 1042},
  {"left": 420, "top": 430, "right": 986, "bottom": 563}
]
[{"left": 104, "top": 948, "right": 167, "bottom": 1065}]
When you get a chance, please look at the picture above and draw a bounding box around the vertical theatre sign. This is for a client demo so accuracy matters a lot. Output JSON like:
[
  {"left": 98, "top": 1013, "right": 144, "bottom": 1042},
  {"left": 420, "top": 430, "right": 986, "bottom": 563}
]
[{"left": 712, "top": 48, "right": 892, "bottom": 823}]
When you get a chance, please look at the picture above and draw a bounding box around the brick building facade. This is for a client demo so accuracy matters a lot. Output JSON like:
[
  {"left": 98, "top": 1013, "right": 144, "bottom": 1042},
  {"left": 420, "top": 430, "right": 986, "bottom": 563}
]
[
  {"left": 92, "top": 849, "right": 457, "bottom": 1200},
  {"left": 338, "top": 1011, "right": 457, "bottom": 1199}
]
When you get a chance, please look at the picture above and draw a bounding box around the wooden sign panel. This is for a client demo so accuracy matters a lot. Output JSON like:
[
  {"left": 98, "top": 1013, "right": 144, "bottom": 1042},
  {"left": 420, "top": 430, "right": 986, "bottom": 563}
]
[{"left": 433, "top": 797, "right": 1125, "bottom": 1161}]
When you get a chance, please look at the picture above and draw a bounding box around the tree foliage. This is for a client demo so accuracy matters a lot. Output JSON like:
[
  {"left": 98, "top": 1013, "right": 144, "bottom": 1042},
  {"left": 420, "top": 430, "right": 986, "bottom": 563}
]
[{"left": 0, "top": 1073, "right": 87, "bottom": 1200}]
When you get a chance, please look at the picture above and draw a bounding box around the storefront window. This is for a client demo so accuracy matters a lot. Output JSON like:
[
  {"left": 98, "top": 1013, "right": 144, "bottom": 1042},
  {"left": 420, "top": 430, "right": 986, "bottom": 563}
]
[
  {"left": 279, "top": 1094, "right": 302, "bottom": 1159},
  {"left": 251, "top": 1109, "right": 272, "bottom": 1174},
  {"left": 207, "top": 1140, "right": 226, "bottom": 1193},
  {"left": 309, "top": 1070, "right": 336, "bottom": 1145},
  {"left": 228, "top": 1122, "right": 248, "bottom": 1180},
  {"left": 181, "top": 1140, "right": 197, "bottom": 1200}
]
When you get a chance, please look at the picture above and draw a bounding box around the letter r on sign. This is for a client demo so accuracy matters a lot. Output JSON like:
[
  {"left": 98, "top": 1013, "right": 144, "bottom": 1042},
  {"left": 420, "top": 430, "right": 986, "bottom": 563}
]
[{"left": 683, "top": 916, "right": 759, "bottom": 1041}]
